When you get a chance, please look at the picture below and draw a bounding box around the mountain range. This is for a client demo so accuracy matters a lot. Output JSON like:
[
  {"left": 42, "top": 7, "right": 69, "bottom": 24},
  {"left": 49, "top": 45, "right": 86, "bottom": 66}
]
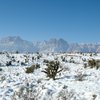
[{"left": 0, "top": 36, "right": 100, "bottom": 53}]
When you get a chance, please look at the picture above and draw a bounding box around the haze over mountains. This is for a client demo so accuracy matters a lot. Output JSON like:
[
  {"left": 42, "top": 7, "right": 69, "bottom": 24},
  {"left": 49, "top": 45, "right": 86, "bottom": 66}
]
[{"left": 0, "top": 36, "right": 100, "bottom": 53}]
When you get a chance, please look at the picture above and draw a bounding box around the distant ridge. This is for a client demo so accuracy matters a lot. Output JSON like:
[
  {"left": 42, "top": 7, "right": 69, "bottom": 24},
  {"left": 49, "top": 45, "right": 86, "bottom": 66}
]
[
  {"left": 0, "top": 36, "right": 37, "bottom": 52},
  {"left": 0, "top": 36, "right": 100, "bottom": 53}
]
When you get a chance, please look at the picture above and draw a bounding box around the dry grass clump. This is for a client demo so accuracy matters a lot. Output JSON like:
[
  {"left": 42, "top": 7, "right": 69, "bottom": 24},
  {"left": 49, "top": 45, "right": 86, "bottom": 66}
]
[{"left": 26, "top": 64, "right": 40, "bottom": 73}]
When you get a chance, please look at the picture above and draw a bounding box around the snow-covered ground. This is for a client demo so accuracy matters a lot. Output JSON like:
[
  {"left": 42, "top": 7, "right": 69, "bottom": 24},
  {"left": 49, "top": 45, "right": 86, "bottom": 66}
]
[{"left": 0, "top": 52, "right": 100, "bottom": 100}]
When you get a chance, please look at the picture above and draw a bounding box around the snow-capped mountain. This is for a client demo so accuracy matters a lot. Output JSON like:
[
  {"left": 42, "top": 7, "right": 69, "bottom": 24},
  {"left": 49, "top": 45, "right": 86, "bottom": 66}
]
[
  {"left": 33, "top": 38, "right": 100, "bottom": 53},
  {"left": 68, "top": 43, "right": 100, "bottom": 53},
  {"left": 0, "top": 36, "right": 100, "bottom": 53},
  {"left": 0, "top": 36, "right": 37, "bottom": 52},
  {"left": 34, "top": 38, "right": 69, "bottom": 52}
]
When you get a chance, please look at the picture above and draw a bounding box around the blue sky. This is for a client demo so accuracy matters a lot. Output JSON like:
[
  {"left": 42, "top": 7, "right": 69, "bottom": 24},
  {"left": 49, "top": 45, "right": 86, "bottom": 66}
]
[{"left": 0, "top": 0, "right": 100, "bottom": 43}]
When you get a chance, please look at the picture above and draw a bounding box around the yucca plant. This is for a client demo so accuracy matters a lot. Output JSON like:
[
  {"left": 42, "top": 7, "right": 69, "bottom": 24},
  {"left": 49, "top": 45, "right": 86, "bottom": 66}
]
[{"left": 42, "top": 61, "right": 63, "bottom": 80}]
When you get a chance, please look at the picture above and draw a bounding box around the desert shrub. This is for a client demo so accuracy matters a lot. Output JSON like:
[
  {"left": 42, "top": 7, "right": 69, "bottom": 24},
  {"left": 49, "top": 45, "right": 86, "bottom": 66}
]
[
  {"left": 92, "top": 94, "right": 97, "bottom": 100},
  {"left": 90, "top": 53, "right": 92, "bottom": 56},
  {"left": 6, "top": 53, "right": 10, "bottom": 58},
  {"left": 32, "top": 56, "right": 34, "bottom": 61},
  {"left": 0, "top": 52, "right": 3, "bottom": 54},
  {"left": 25, "top": 59, "right": 29, "bottom": 63},
  {"left": 0, "top": 63, "right": 2, "bottom": 66},
  {"left": 88, "top": 59, "right": 95, "bottom": 67},
  {"left": 0, "top": 68, "right": 2, "bottom": 71},
  {"left": 36, "top": 52, "right": 39, "bottom": 54},
  {"left": 61, "top": 56, "right": 66, "bottom": 62},
  {"left": 95, "top": 60, "right": 100, "bottom": 69},
  {"left": 1, "top": 76, "right": 6, "bottom": 82},
  {"left": 54, "top": 57, "right": 58, "bottom": 61},
  {"left": 69, "top": 59, "right": 75, "bottom": 63},
  {"left": 6, "top": 61, "right": 12, "bottom": 66},
  {"left": 16, "top": 73, "right": 19, "bottom": 76},
  {"left": 37, "top": 55, "right": 40, "bottom": 59},
  {"left": 62, "top": 57, "right": 66, "bottom": 62},
  {"left": 42, "top": 60, "right": 63, "bottom": 80},
  {"left": 16, "top": 50, "right": 19, "bottom": 54},
  {"left": 23, "top": 55, "right": 28, "bottom": 58},
  {"left": 61, "top": 56, "right": 63, "bottom": 59},
  {"left": 35, "top": 63, "right": 40, "bottom": 69},
  {"left": 94, "top": 53, "right": 97, "bottom": 56},
  {"left": 11, "top": 83, "right": 36, "bottom": 100},
  {"left": 84, "top": 63, "right": 88, "bottom": 68},
  {"left": 68, "top": 57, "right": 75, "bottom": 63},
  {"left": 25, "top": 64, "right": 40, "bottom": 73},
  {"left": 21, "top": 62, "right": 27, "bottom": 66},
  {"left": 26, "top": 65, "right": 35, "bottom": 73},
  {"left": 88, "top": 59, "right": 100, "bottom": 69},
  {"left": 43, "top": 59, "right": 49, "bottom": 63},
  {"left": 75, "top": 73, "right": 86, "bottom": 81},
  {"left": 12, "top": 59, "right": 16, "bottom": 62},
  {"left": 57, "top": 86, "right": 74, "bottom": 100},
  {"left": 17, "top": 60, "right": 20, "bottom": 63},
  {"left": 82, "top": 58, "right": 86, "bottom": 62}
]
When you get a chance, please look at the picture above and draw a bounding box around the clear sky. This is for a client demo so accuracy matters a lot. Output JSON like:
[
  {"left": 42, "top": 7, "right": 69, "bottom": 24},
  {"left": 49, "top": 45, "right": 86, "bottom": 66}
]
[{"left": 0, "top": 0, "right": 100, "bottom": 43}]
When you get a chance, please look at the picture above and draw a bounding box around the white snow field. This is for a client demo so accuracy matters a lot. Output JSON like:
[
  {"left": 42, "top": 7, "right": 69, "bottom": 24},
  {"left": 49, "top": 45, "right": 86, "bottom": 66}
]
[{"left": 0, "top": 52, "right": 100, "bottom": 100}]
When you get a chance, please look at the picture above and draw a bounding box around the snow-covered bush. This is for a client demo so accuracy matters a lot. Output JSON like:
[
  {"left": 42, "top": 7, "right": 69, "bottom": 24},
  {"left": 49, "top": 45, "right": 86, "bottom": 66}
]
[{"left": 11, "top": 83, "right": 36, "bottom": 100}]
